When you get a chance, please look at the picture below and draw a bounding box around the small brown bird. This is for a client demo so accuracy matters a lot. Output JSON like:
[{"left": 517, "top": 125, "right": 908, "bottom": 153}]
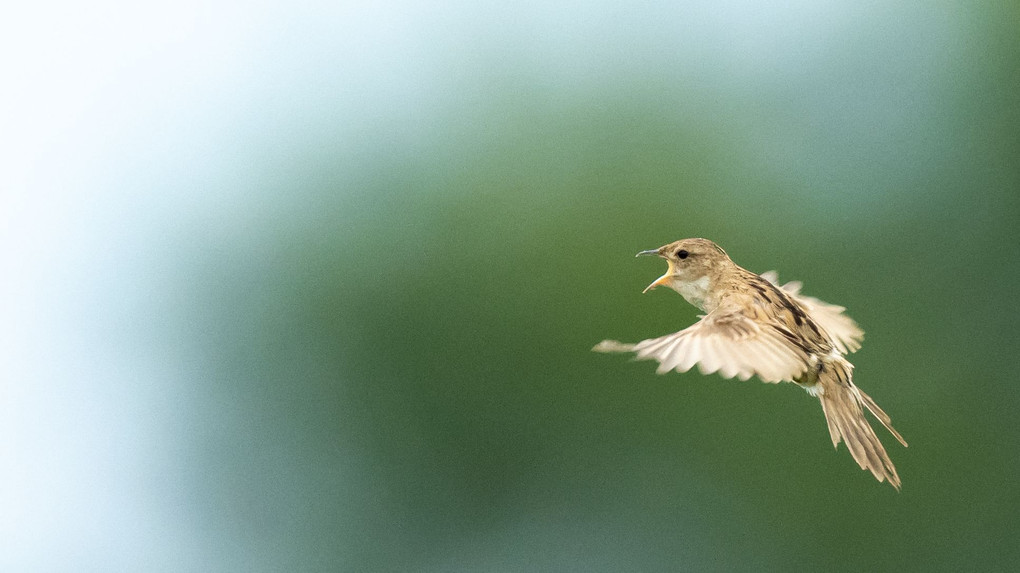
[{"left": 594, "top": 238, "right": 907, "bottom": 489}]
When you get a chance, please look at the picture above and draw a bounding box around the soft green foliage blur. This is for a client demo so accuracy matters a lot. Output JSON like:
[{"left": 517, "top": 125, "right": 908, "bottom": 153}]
[{"left": 3, "top": 1, "right": 1019, "bottom": 571}]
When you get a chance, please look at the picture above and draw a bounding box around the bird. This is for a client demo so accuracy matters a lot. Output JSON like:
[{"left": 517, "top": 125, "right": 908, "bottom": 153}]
[{"left": 593, "top": 238, "right": 907, "bottom": 489}]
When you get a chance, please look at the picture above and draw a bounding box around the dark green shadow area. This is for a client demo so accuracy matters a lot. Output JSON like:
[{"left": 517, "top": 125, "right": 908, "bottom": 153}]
[{"left": 154, "top": 63, "right": 1019, "bottom": 570}]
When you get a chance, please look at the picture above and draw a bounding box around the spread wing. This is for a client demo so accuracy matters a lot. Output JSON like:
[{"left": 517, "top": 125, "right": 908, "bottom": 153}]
[
  {"left": 594, "top": 303, "right": 812, "bottom": 383},
  {"left": 760, "top": 271, "right": 864, "bottom": 354}
]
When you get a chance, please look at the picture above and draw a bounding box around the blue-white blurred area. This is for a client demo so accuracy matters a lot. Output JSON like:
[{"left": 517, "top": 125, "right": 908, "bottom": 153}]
[{"left": 2, "top": 0, "right": 1018, "bottom": 571}]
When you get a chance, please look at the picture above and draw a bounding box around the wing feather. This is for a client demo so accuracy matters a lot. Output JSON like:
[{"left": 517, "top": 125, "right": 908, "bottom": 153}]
[
  {"left": 761, "top": 271, "right": 865, "bottom": 354},
  {"left": 594, "top": 303, "right": 811, "bottom": 383}
]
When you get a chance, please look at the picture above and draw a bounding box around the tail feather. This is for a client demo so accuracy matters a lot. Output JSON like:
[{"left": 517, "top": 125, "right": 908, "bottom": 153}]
[
  {"left": 817, "top": 361, "right": 906, "bottom": 490},
  {"left": 854, "top": 386, "right": 908, "bottom": 447}
]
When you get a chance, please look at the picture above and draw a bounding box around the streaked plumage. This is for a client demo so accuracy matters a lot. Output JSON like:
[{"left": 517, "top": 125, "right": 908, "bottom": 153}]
[{"left": 594, "top": 238, "right": 907, "bottom": 489}]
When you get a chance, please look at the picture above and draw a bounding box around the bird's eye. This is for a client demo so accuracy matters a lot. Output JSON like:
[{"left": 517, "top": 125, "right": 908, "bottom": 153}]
[{"left": 676, "top": 249, "right": 689, "bottom": 259}]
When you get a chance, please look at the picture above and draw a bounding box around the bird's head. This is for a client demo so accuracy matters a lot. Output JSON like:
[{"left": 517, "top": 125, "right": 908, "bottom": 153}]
[{"left": 637, "top": 238, "right": 733, "bottom": 296}]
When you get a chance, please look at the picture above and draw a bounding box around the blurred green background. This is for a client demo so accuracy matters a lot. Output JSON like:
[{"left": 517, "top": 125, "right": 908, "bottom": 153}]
[{"left": 2, "top": 1, "right": 1018, "bottom": 571}]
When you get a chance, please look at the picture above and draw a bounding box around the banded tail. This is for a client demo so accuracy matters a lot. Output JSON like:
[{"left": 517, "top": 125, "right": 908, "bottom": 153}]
[{"left": 814, "top": 359, "right": 908, "bottom": 490}]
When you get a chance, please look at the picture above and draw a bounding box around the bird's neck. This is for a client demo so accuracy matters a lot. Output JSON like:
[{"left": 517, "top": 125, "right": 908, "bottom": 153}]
[{"left": 671, "top": 275, "right": 715, "bottom": 312}]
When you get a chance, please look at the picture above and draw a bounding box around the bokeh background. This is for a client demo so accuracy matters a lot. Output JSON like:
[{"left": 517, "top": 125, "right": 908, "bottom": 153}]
[{"left": 3, "top": 1, "right": 1018, "bottom": 571}]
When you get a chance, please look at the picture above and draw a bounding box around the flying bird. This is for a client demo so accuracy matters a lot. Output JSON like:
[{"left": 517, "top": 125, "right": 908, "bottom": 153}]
[{"left": 593, "top": 238, "right": 907, "bottom": 489}]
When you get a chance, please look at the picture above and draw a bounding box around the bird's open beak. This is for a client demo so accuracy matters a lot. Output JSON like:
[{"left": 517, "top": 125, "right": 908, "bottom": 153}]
[
  {"left": 637, "top": 248, "right": 671, "bottom": 293},
  {"left": 642, "top": 273, "right": 672, "bottom": 294}
]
